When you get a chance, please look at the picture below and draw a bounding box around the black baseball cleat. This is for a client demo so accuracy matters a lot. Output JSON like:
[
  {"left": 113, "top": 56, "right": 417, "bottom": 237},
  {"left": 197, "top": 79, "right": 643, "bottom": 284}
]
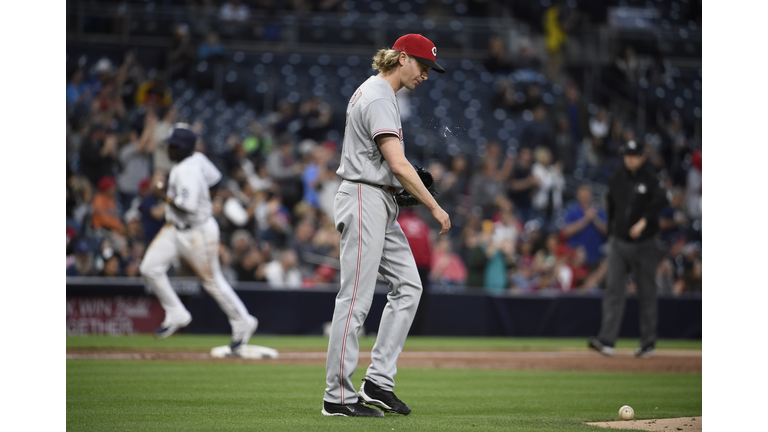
[
  {"left": 588, "top": 337, "right": 615, "bottom": 356},
  {"left": 358, "top": 379, "right": 411, "bottom": 415},
  {"left": 635, "top": 344, "right": 656, "bottom": 358},
  {"left": 321, "top": 400, "right": 385, "bottom": 417}
]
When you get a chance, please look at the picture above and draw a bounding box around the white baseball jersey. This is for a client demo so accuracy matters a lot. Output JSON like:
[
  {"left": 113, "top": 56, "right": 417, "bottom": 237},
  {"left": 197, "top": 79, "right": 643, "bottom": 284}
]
[
  {"left": 336, "top": 76, "right": 404, "bottom": 189},
  {"left": 165, "top": 152, "right": 222, "bottom": 227}
]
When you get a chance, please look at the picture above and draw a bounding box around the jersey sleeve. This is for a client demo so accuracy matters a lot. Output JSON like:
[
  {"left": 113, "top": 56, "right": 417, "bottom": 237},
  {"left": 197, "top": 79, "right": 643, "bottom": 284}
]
[
  {"left": 364, "top": 98, "right": 401, "bottom": 142},
  {"left": 199, "top": 155, "right": 223, "bottom": 187}
]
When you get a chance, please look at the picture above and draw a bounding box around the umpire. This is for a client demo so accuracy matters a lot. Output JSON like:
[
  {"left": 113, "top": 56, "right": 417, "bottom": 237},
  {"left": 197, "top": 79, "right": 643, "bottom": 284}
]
[{"left": 589, "top": 139, "right": 668, "bottom": 358}]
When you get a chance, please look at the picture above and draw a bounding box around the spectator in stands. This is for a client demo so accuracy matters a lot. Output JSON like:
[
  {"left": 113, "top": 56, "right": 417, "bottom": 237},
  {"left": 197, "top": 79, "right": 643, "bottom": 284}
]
[
  {"left": 561, "top": 183, "right": 608, "bottom": 269},
  {"left": 114, "top": 50, "right": 143, "bottom": 112},
  {"left": 234, "top": 244, "right": 268, "bottom": 282},
  {"left": 79, "top": 124, "right": 119, "bottom": 188},
  {"left": 198, "top": 30, "right": 227, "bottom": 61},
  {"left": 98, "top": 247, "right": 123, "bottom": 277},
  {"left": 139, "top": 171, "right": 167, "bottom": 245},
  {"left": 317, "top": 159, "right": 341, "bottom": 222},
  {"left": 298, "top": 97, "right": 333, "bottom": 142},
  {"left": 289, "top": 217, "right": 321, "bottom": 277},
  {"left": 429, "top": 236, "right": 467, "bottom": 289},
  {"left": 68, "top": 173, "right": 94, "bottom": 233},
  {"left": 658, "top": 187, "right": 689, "bottom": 246},
  {"left": 92, "top": 176, "right": 124, "bottom": 233},
  {"left": 507, "top": 147, "right": 538, "bottom": 223},
  {"left": 542, "top": 0, "right": 578, "bottom": 81},
  {"left": 512, "top": 40, "right": 543, "bottom": 72},
  {"left": 615, "top": 46, "right": 640, "bottom": 85},
  {"left": 219, "top": 0, "right": 250, "bottom": 22},
  {"left": 266, "top": 136, "right": 304, "bottom": 212},
  {"left": 264, "top": 249, "right": 302, "bottom": 288},
  {"left": 151, "top": 106, "right": 177, "bottom": 174},
  {"left": 554, "top": 82, "right": 588, "bottom": 145},
  {"left": 483, "top": 38, "right": 514, "bottom": 75},
  {"left": 520, "top": 84, "right": 544, "bottom": 112},
  {"left": 469, "top": 159, "right": 503, "bottom": 220},
  {"left": 531, "top": 146, "right": 565, "bottom": 230},
  {"left": 436, "top": 155, "right": 470, "bottom": 217},
  {"left": 492, "top": 196, "right": 523, "bottom": 247},
  {"left": 168, "top": 24, "right": 196, "bottom": 81},
  {"left": 269, "top": 100, "right": 299, "bottom": 137},
  {"left": 66, "top": 67, "right": 90, "bottom": 112},
  {"left": 298, "top": 139, "right": 320, "bottom": 208},
  {"left": 255, "top": 191, "right": 292, "bottom": 247},
  {"left": 242, "top": 119, "right": 273, "bottom": 163},
  {"left": 552, "top": 114, "right": 578, "bottom": 175},
  {"left": 492, "top": 77, "right": 524, "bottom": 113},
  {"left": 67, "top": 240, "right": 97, "bottom": 276},
  {"left": 685, "top": 150, "right": 702, "bottom": 221},
  {"left": 123, "top": 208, "right": 144, "bottom": 243},
  {"left": 589, "top": 107, "right": 610, "bottom": 139},
  {"left": 484, "top": 237, "right": 515, "bottom": 293},
  {"left": 397, "top": 208, "right": 433, "bottom": 335},
  {"left": 463, "top": 228, "right": 489, "bottom": 290},
  {"left": 135, "top": 73, "right": 172, "bottom": 108},
  {"left": 519, "top": 104, "right": 552, "bottom": 150},
  {"left": 117, "top": 110, "right": 156, "bottom": 212},
  {"left": 509, "top": 236, "right": 538, "bottom": 293}
]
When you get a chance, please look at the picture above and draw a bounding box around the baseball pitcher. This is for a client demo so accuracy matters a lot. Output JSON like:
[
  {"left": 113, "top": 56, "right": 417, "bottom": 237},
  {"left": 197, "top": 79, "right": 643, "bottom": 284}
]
[
  {"left": 322, "top": 34, "right": 451, "bottom": 417},
  {"left": 139, "top": 125, "right": 258, "bottom": 355}
]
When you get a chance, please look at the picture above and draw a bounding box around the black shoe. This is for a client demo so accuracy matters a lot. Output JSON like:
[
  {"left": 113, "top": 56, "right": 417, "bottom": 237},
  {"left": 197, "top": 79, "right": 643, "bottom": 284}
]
[
  {"left": 359, "top": 379, "right": 411, "bottom": 415},
  {"left": 635, "top": 344, "right": 656, "bottom": 358},
  {"left": 321, "top": 400, "right": 385, "bottom": 417},
  {"left": 588, "top": 337, "right": 615, "bottom": 356}
]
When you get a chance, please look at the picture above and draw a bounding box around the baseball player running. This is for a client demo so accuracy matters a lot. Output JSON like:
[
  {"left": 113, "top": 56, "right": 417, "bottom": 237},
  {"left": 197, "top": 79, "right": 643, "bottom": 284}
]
[
  {"left": 322, "top": 34, "right": 451, "bottom": 417},
  {"left": 140, "top": 125, "right": 258, "bottom": 355}
]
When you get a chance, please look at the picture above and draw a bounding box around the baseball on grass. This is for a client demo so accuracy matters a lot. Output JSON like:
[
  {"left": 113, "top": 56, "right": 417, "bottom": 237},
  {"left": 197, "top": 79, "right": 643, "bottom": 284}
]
[{"left": 619, "top": 405, "right": 634, "bottom": 420}]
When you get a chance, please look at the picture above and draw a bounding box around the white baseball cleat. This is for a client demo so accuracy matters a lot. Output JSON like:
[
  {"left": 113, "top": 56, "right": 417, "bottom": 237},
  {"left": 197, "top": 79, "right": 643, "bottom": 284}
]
[
  {"left": 230, "top": 315, "right": 259, "bottom": 354},
  {"left": 155, "top": 314, "right": 192, "bottom": 339}
]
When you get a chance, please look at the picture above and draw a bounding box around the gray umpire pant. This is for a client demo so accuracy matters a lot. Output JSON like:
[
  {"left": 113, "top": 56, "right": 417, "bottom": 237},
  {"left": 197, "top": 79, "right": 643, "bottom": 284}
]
[
  {"left": 324, "top": 181, "right": 422, "bottom": 405},
  {"left": 597, "top": 237, "right": 663, "bottom": 348}
]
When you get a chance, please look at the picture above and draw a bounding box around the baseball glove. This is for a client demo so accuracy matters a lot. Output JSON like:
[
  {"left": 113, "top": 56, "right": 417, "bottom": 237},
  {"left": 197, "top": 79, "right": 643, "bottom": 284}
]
[{"left": 395, "top": 165, "right": 438, "bottom": 207}]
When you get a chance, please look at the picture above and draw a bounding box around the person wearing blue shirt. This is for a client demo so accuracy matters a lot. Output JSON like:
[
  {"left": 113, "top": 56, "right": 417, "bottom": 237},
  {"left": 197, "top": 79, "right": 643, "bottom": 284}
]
[{"left": 561, "top": 183, "right": 608, "bottom": 268}]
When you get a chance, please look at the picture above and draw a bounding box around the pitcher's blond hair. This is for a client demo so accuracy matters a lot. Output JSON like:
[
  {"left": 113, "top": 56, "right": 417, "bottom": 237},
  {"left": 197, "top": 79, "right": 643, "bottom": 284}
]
[{"left": 372, "top": 48, "right": 405, "bottom": 73}]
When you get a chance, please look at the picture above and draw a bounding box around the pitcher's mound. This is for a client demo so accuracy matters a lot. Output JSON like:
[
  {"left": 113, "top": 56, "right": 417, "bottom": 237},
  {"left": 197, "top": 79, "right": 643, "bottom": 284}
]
[{"left": 586, "top": 416, "right": 701, "bottom": 431}]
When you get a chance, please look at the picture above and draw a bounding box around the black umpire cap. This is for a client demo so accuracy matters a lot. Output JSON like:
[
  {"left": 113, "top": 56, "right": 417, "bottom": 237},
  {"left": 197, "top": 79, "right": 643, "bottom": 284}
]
[{"left": 621, "top": 139, "right": 645, "bottom": 156}]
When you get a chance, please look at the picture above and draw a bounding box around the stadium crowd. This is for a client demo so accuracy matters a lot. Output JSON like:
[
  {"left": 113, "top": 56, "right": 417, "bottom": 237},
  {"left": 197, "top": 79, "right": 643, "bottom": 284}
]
[{"left": 66, "top": 2, "right": 701, "bottom": 297}]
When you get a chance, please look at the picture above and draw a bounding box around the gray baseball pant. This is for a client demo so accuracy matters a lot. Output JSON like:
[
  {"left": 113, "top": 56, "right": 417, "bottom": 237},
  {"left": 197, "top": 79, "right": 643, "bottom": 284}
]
[
  {"left": 324, "top": 181, "right": 422, "bottom": 405},
  {"left": 598, "top": 237, "right": 662, "bottom": 348}
]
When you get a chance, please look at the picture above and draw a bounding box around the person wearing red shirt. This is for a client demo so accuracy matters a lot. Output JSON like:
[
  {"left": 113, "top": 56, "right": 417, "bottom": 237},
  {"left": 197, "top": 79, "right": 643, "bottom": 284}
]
[{"left": 397, "top": 208, "right": 432, "bottom": 335}]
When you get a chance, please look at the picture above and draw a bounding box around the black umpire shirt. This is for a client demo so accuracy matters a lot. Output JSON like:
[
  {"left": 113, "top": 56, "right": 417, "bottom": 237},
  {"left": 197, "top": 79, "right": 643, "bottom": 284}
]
[{"left": 607, "top": 162, "right": 668, "bottom": 242}]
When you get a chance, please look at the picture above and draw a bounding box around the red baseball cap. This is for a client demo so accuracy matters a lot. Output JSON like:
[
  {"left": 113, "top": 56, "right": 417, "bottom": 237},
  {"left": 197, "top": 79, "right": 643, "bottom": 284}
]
[{"left": 392, "top": 34, "right": 445, "bottom": 73}]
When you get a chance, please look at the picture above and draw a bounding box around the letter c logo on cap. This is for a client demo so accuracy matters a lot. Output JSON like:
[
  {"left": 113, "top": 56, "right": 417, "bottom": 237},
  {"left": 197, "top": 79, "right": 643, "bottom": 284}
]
[{"left": 432, "top": 47, "right": 437, "bottom": 57}]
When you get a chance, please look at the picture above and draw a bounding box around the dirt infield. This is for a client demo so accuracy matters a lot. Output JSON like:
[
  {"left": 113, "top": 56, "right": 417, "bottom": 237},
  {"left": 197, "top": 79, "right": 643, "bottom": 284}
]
[
  {"left": 587, "top": 417, "right": 702, "bottom": 431},
  {"left": 66, "top": 348, "right": 701, "bottom": 373}
]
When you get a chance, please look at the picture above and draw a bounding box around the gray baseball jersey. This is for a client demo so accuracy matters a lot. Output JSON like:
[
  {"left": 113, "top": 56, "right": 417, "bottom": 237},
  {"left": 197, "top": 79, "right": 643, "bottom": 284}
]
[
  {"left": 336, "top": 76, "right": 404, "bottom": 190},
  {"left": 324, "top": 76, "right": 423, "bottom": 406}
]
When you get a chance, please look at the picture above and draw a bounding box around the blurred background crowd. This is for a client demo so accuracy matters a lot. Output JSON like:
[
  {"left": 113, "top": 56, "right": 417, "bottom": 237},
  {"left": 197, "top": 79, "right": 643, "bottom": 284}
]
[{"left": 66, "top": 0, "right": 702, "bottom": 296}]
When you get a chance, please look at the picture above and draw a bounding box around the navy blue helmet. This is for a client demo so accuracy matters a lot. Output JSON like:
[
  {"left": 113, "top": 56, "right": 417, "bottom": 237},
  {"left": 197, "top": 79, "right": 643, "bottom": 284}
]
[{"left": 166, "top": 124, "right": 197, "bottom": 161}]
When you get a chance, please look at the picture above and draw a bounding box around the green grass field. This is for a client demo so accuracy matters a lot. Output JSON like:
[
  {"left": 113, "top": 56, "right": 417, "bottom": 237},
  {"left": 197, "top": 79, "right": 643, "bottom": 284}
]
[{"left": 67, "top": 336, "right": 702, "bottom": 431}]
